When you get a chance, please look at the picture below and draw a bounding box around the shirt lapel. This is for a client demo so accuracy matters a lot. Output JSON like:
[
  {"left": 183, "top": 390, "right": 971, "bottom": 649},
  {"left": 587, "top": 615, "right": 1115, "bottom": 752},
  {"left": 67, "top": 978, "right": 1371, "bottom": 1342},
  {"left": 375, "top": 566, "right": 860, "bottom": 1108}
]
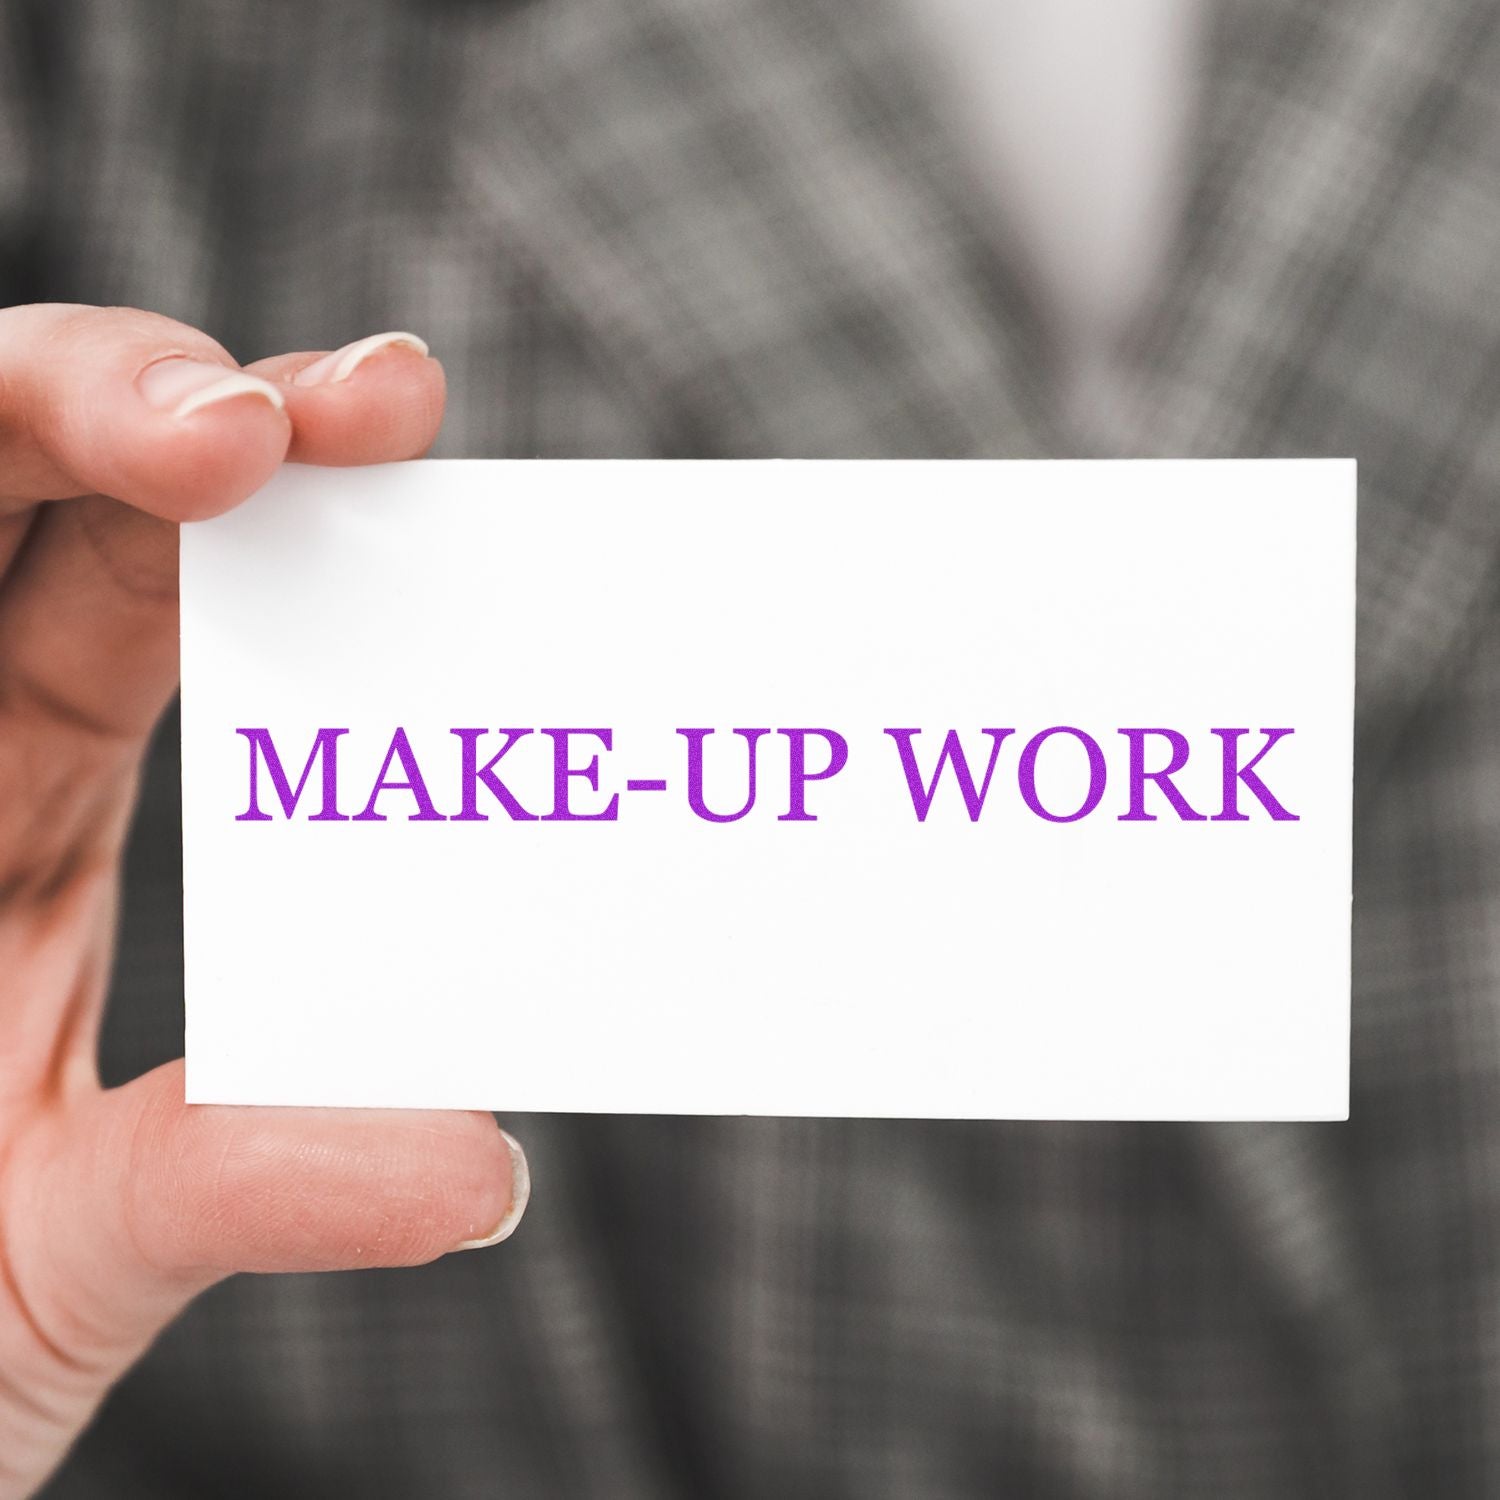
[{"left": 1129, "top": 0, "right": 1500, "bottom": 772}]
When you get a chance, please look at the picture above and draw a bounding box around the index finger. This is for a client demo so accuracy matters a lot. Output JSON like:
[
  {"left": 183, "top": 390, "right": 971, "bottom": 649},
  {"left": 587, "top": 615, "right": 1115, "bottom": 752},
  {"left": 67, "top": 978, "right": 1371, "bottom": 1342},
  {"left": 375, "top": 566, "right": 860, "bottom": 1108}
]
[
  {"left": 0, "top": 306, "right": 448, "bottom": 523},
  {"left": 0, "top": 303, "right": 293, "bottom": 520}
]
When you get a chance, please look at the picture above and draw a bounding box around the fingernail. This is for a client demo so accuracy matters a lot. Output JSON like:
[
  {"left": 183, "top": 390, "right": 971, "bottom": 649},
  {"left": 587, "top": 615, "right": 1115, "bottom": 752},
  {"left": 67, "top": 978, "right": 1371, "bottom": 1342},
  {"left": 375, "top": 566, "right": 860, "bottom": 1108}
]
[
  {"left": 454, "top": 1129, "right": 530, "bottom": 1250},
  {"left": 292, "top": 330, "right": 430, "bottom": 387},
  {"left": 138, "top": 357, "right": 286, "bottom": 420}
]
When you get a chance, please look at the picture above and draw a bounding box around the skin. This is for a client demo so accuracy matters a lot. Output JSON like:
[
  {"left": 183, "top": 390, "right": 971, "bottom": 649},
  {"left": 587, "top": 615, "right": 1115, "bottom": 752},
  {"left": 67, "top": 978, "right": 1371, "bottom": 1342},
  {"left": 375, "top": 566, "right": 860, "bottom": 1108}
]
[{"left": 0, "top": 304, "right": 522, "bottom": 1496}]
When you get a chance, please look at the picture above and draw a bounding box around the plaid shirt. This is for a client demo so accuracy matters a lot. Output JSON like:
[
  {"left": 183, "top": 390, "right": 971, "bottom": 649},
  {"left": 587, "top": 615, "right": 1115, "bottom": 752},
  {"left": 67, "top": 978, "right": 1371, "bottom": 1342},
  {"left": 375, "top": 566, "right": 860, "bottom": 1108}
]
[{"left": 7, "top": 0, "right": 1500, "bottom": 1493}]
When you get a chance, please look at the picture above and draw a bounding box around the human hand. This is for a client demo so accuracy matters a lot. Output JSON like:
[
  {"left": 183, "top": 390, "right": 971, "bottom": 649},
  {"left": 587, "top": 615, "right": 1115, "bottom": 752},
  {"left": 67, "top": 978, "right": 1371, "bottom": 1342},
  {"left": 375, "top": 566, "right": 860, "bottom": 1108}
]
[{"left": 0, "top": 306, "right": 527, "bottom": 1497}]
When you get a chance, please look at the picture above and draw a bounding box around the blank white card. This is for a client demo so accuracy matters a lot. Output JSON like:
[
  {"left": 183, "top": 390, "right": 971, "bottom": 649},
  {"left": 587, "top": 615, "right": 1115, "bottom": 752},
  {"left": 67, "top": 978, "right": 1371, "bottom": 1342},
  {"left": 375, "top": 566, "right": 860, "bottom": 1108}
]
[{"left": 180, "top": 459, "right": 1354, "bottom": 1118}]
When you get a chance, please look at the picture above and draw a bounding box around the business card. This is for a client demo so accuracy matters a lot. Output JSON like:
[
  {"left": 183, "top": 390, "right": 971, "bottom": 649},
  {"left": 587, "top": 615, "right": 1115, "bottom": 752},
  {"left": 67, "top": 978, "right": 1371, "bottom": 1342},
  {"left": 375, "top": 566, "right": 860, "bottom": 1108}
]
[{"left": 179, "top": 459, "right": 1354, "bottom": 1118}]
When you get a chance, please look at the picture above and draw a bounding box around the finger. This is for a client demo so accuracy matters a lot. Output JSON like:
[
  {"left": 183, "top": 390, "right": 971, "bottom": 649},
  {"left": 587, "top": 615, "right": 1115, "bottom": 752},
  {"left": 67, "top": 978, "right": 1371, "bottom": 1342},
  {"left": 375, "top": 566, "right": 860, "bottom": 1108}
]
[
  {"left": 3, "top": 1059, "right": 527, "bottom": 1381},
  {"left": 0, "top": 498, "right": 181, "bottom": 741},
  {"left": 0, "top": 304, "right": 291, "bottom": 521},
  {"left": 247, "top": 332, "right": 446, "bottom": 467}
]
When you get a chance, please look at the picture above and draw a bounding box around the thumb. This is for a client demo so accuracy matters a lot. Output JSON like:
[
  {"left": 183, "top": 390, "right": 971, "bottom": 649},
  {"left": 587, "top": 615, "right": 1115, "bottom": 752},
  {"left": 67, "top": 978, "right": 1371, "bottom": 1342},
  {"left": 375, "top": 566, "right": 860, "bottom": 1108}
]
[{"left": 0, "top": 1061, "right": 526, "bottom": 1485}]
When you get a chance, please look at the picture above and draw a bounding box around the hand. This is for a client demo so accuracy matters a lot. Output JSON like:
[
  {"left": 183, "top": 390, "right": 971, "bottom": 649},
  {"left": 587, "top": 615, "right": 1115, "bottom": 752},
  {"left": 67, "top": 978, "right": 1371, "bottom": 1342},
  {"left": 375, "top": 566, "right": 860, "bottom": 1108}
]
[{"left": 0, "top": 306, "right": 528, "bottom": 1497}]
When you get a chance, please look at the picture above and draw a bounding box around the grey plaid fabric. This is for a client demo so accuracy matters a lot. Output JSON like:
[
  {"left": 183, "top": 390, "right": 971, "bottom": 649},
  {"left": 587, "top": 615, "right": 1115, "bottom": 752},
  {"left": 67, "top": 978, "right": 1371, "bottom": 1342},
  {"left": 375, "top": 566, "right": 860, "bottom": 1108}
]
[{"left": 3, "top": 0, "right": 1498, "bottom": 1492}]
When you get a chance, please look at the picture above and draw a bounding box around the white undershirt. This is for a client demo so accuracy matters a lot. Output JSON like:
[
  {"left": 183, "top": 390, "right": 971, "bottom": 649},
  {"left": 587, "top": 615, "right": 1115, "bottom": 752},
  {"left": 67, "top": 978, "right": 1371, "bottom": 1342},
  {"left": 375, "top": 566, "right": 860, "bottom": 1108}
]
[{"left": 905, "top": 0, "right": 1203, "bottom": 438}]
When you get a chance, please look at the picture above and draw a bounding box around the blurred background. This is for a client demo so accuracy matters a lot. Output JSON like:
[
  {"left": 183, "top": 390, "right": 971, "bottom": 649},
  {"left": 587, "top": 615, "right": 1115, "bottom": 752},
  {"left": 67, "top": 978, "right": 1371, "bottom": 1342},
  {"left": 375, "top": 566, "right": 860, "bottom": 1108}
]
[{"left": 6, "top": 0, "right": 1500, "bottom": 1493}]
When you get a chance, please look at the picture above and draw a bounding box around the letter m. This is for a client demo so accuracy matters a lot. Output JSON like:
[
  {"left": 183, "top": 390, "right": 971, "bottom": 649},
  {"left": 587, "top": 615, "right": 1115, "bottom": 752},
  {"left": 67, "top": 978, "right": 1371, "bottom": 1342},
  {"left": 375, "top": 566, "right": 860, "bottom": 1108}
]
[{"left": 236, "top": 728, "right": 349, "bottom": 821}]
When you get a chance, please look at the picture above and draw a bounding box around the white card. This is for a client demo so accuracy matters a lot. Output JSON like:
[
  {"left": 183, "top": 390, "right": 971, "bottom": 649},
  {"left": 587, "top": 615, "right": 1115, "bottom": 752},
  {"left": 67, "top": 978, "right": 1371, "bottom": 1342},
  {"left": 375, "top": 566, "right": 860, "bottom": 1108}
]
[{"left": 180, "top": 459, "right": 1354, "bottom": 1118}]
